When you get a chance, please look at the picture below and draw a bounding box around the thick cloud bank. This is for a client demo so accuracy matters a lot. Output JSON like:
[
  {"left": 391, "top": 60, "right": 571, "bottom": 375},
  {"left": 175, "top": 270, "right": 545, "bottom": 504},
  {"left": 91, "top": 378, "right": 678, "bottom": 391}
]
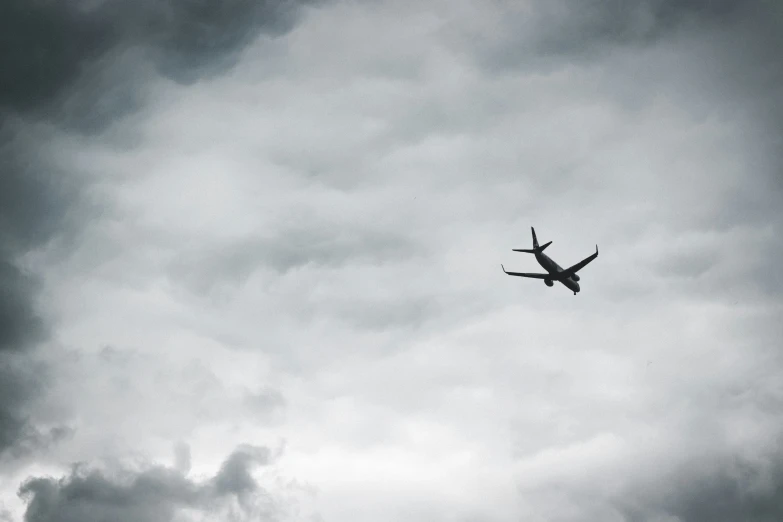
[
  {"left": 0, "top": 0, "right": 320, "bottom": 461},
  {"left": 18, "top": 444, "right": 284, "bottom": 522},
  {"left": 1, "top": 0, "right": 782, "bottom": 521}
]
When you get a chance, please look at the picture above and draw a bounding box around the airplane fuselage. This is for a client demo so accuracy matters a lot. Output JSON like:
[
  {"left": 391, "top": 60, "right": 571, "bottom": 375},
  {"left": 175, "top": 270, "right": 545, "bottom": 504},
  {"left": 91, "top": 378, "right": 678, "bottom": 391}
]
[
  {"left": 535, "top": 251, "right": 581, "bottom": 294},
  {"left": 503, "top": 227, "right": 597, "bottom": 295}
]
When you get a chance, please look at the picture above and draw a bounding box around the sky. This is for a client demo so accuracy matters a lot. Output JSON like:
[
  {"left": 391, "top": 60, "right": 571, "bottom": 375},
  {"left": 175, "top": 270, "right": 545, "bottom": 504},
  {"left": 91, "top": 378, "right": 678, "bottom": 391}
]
[{"left": 1, "top": 0, "right": 782, "bottom": 521}]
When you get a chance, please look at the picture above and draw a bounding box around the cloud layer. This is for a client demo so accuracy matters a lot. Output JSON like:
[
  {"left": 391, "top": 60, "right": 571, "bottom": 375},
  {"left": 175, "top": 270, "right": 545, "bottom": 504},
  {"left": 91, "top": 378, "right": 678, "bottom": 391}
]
[
  {"left": 0, "top": 0, "right": 320, "bottom": 487},
  {"left": 18, "top": 444, "right": 287, "bottom": 522},
  {"left": 1, "top": 0, "right": 782, "bottom": 521}
]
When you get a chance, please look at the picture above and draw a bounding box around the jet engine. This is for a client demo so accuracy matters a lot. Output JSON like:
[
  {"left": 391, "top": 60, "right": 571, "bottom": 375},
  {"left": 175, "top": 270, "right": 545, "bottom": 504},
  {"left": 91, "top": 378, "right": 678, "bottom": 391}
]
[
  {"left": 544, "top": 279, "right": 554, "bottom": 287},
  {"left": 571, "top": 274, "right": 580, "bottom": 282}
]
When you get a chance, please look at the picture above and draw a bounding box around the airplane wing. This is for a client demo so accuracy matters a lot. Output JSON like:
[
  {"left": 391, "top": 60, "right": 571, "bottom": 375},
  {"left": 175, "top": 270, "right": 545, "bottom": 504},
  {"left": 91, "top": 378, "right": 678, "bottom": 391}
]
[
  {"left": 501, "top": 264, "right": 552, "bottom": 279},
  {"left": 556, "top": 245, "right": 598, "bottom": 279}
]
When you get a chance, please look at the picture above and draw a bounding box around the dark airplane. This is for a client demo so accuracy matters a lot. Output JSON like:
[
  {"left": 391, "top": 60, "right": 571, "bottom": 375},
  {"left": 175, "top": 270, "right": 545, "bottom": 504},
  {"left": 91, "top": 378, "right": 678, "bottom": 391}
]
[{"left": 501, "top": 227, "right": 598, "bottom": 295}]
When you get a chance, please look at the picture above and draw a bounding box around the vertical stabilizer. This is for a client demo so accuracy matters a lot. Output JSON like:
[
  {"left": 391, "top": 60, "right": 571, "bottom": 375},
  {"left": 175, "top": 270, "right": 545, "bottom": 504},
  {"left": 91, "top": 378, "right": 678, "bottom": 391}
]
[{"left": 513, "top": 227, "right": 551, "bottom": 253}]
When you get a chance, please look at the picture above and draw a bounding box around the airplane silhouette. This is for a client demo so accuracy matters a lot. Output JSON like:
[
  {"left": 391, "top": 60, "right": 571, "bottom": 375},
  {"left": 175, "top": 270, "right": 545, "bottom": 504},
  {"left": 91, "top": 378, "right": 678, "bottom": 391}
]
[{"left": 501, "top": 227, "right": 598, "bottom": 295}]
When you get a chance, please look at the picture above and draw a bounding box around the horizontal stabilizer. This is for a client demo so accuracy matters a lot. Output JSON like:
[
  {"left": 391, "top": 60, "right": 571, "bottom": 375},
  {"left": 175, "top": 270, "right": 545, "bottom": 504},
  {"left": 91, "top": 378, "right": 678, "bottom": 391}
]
[{"left": 513, "top": 240, "right": 551, "bottom": 254}]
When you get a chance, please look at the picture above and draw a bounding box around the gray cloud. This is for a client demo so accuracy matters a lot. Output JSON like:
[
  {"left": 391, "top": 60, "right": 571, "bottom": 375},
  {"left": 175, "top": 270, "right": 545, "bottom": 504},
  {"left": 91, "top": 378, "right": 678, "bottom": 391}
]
[
  {"left": 614, "top": 452, "right": 783, "bottom": 522},
  {"left": 0, "top": 261, "right": 45, "bottom": 355},
  {"left": 213, "top": 445, "right": 271, "bottom": 497},
  {"left": 173, "top": 442, "right": 191, "bottom": 475},
  {"left": 28, "top": 346, "right": 287, "bottom": 463},
  {"left": 0, "top": 1, "right": 114, "bottom": 117},
  {"left": 2, "top": 0, "right": 782, "bottom": 519},
  {"left": 0, "top": 0, "right": 321, "bottom": 462},
  {"left": 441, "top": 1, "right": 783, "bottom": 519},
  {"left": 467, "top": 0, "right": 749, "bottom": 71},
  {"left": 17, "top": 444, "right": 276, "bottom": 522},
  {"left": 476, "top": 0, "right": 783, "bottom": 190},
  {"left": 0, "top": 357, "right": 44, "bottom": 458},
  {"left": 468, "top": 0, "right": 783, "bottom": 299},
  {"left": 663, "top": 466, "right": 783, "bottom": 522},
  {"left": 0, "top": 133, "right": 75, "bottom": 456},
  {"left": 0, "top": 0, "right": 323, "bottom": 128},
  {"left": 168, "top": 225, "right": 423, "bottom": 294},
  {"left": 0, "top": 125, "right": 83, "bottom": 369}
]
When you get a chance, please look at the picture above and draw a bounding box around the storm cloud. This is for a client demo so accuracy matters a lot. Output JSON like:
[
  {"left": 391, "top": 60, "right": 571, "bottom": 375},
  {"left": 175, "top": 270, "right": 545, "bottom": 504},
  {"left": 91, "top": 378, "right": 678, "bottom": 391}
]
[
  {"left": 0, "top": 0, "right": 321, "bottom": 126},
  {"left": 2, "top": 0, "right": 783, "bottom": 521},
  {"left": 0, "top": 137, "right": 82, "bottom": 458},
  {"left": 0, "top": 0, "right": 322, "bottom": 461},
  {"left": 18, "top": 444, "right": 279, "bottom": 522}
]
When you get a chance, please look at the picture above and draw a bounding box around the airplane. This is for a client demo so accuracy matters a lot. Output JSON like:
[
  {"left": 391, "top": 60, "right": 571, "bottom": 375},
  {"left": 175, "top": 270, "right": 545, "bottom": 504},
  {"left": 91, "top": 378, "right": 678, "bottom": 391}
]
[{"left": 501, "top": 227, "right": 598, "bottom": 295}]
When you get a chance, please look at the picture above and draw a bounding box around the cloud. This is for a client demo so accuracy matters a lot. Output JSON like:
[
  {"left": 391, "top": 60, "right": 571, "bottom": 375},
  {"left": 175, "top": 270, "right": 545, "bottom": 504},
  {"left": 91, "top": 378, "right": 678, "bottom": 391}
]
[
  {"left": 166, "top": 223, "right": 424, "bottom": 295},
  {"left": 0, "top": 356, "right": 56, "bottom": 460},
  {"left": 24, "top": 346, "right": 287, "bottom": 465},
  {"left": 2, "top": 0, "right": 783, "bottom": 520},
  {"left": 0, "top": 261, "right": 44, "bottom": 355},
  {"left": 0, "top": 147, "right": 81, "bottom": 456},
  {"left": 464, "top": 0, "right": 783, "bottom": 206},
  {"left": 17, "top": 444, "right": 284, "bottom": 522},
  {"left": 0, "top": 0, "right": 322, "bottom": 463},
  {"left": 0, "top": 0, "right": 323, "bottom": 128},
  {"left": 456, "top": 0, "right": 749, "bottom": 71},
  {"left": 213, "top": 445, "right": 271, "bottom": 497},
  {"left": 613, "top": 452, "right": 783, "bottom": 522}
]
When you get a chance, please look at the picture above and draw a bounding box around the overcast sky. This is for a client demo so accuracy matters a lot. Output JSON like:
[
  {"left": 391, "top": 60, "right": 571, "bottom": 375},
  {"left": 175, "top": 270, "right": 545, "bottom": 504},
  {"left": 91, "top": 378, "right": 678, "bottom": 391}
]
[{"left": 1, "top": 0, "right": 782, "bottom": 521}]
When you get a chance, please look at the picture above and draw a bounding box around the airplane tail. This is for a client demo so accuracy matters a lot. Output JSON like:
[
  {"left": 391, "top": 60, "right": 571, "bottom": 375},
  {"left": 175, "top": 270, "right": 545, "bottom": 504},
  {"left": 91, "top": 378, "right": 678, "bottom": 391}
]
[{"left": 512, "top": 227, "right": 551, "bottom": 253}]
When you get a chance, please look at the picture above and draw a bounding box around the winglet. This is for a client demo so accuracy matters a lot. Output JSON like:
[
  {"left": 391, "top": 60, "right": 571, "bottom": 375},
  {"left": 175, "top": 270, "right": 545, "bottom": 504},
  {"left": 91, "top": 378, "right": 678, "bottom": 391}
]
[
  {"left": 501, "top": 264, "right": 507, "bottom": 273},
  {"left": 596, "top": 244, "right": 599, "bottom": 255}
]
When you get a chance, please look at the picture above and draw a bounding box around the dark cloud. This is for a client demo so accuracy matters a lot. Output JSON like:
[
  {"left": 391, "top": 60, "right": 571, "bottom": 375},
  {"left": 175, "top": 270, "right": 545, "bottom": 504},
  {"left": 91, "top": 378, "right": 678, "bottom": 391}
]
[
  {"left": 1, "top": 0, "right": 780, "bottom": 519},
  {"left": 0, "top": 0, "right": 322, "bottom": 126},
  {"left": 616, "top": 453, "right": 783, "bottom": 522},
  {"left": 531, "top": 0, "right": 740, "bottom": 55},
  {"left": 0, "top": 353, "right": 73, "bottom": 466},
  {"left": 0, "top": 132, "right": 76, "bottom": 456},
  {"left": 472, "top": 0, "right": 752, "bottom": 70},
  {"left": 469, "top": 0, "right": 783, "bottom": 152},
  {"left": 0, "top": 260, "right": 45, "bottom": 355},
  {"left": 0, "top": 124, "right": 84, "bottom": 358},
  {"left": 17, "top": 444, "right": 274, "bottom": 522},
  {"left": 141, "top": 0, "right": 315, "bottom": 83},
  {"left": 0, "top": 0, "right": 322, "bottom": 460},
  {"left": 665, "top": 472, "right": 783, "bottom": 522},
  {"left": 213, "top": 445, "right": 271, "bottom": 497},
  {"left": 0, "top": 1, "right": 114, "bottom": 116},
  {"left": 0, "top": 356, "right": 42, "bottom": 456}
]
